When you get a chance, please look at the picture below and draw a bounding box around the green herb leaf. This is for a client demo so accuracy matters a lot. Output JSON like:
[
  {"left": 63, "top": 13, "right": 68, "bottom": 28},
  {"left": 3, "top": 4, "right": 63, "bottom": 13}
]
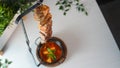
[
  {"left": 80, "top": 4, "right": 83, "bottom": 6},
  {"left": 63, "top": 12, "right": 66, "bottom": 15},
  {"left": 69, "top": 1, "right": 73, "bottom": 4},
  {"left": 66, "top": 4, "right": 71, "bottom": 7},
  {"left": 56, "top": 1, "right": 60, "bottom": 5},
  {"left": 48, "top": 54, "right": 56, "bottom": 60},
  {"left": 59, "top": 6, "right": 64, "bottom": 10},
  {"left": 0, "top": 62, "right": 2, "bottom": 67},
  {"left": 47, "top": 48, "right": 52, "bottom": 54},
  {"left": 8, "top": 61, "right": 12, "bottom": 64},
  {"left": 76, "top": 3, "right": 79, "bottom": 5},
  {"left": 5, "top": 59, "right": 8, "bottom": 63},
  {"left": 81, "top": 8, "right": 85, "bottom": 12},
  {"left": 62, "top": 1, "right": 67, "bottom": 4},
  {"left": 85, "top": 12, "right": 88, "bottom": 15},
  {"left": 65, "top": 9, "right": 69, "bottom": 12},
  {"left": 47, "top": 48, "right": 56, "bottom": 60},
  {"left": 77, "top": 7, "right": 81, "bottom": 11}
]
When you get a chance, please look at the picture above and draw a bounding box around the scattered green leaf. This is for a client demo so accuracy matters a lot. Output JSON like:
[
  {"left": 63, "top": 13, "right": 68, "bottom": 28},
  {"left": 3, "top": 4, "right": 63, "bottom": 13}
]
[
  {"left": 85, "top": 12, "right": 88, "bottom": 15},
  {"left": 59, "top": 6, "right": 64, "bottom": 10},
  {"left": 63, "top": 12, "right": 66, "bottom": 15},
  {"left": 76, "top": 3, "right": 79, "bottom": 6},
  {"left": 65, "top": 9, "right": 69, "bottom": 12},
  {"left": 56, "top": 1, "right": 60, "bottom": 5},
  {"left": 81, "top": 8, "right": 85, "bottom": 12},
  {"left": 62, "top": 1, "right": 67, "bottom": 4},
  {"left": 56, "top": 0, "right": 88, "bottom": 15},
  {"left": 77, "top": 7, "right": 81, "bottom": 11},
  {"left": 8, "top": 61, "right": 12, "bottom": 64},
  {"left": 5, "top": 59, "right": 8, "bottom": 63},
  {"left": 0, "top": 62, "right": 2, "bottom": 67},
  {"left": 80, "top": 4, "right": 83, "bottom": 6}
]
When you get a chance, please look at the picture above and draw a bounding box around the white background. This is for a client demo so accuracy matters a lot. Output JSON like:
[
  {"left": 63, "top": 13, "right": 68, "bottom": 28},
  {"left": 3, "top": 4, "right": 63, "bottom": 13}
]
[{"left": 1, "top": 0, "right": 120, "bottom": 68}]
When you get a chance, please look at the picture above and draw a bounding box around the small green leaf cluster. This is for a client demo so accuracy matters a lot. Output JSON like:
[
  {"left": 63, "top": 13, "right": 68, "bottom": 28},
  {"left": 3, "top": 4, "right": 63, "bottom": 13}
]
[
  {"left": 56, "top": 0, "right": 88, "bottom": 15},
  {"left": 0, "top": 59, "right": 12, "bottom": 68}
]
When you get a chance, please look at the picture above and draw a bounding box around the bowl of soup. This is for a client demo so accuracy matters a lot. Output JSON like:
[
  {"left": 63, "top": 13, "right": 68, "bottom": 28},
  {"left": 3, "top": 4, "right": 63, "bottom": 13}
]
[{"left": 36, "top": 37, "right": 67, "bottom": 67}]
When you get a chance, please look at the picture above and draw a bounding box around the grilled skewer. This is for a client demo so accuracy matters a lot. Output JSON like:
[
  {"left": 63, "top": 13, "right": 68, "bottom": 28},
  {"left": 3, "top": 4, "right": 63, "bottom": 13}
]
[{"left": 34, "top": 5, "right": 52, "bottom": 43}]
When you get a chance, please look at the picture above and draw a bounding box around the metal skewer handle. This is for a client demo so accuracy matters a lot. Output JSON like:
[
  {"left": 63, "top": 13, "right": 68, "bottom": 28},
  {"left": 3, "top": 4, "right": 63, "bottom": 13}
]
[
  {"left": 21, "top": 19, "right": 41, "bottom": 67},
  {"left": 15, "top": 0, "right": 44, "bottom": 67}
]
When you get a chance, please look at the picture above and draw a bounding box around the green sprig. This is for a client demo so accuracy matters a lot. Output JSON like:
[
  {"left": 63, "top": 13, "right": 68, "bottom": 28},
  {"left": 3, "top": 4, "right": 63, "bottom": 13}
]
[
  {"left": 47, "top": 48, "right": 56, "bottom": 61},
  {"left": 56, "top": 0, "right": 88, "bottom": 15},
  {"left": 0, "top": 59, "right": 12, "bottom": 68}
]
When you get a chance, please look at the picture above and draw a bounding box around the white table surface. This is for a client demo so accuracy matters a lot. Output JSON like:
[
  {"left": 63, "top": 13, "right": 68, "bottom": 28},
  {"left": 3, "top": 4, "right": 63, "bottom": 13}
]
[{"left": 1, "top": 0, "right": 120, "bottom": 68}]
